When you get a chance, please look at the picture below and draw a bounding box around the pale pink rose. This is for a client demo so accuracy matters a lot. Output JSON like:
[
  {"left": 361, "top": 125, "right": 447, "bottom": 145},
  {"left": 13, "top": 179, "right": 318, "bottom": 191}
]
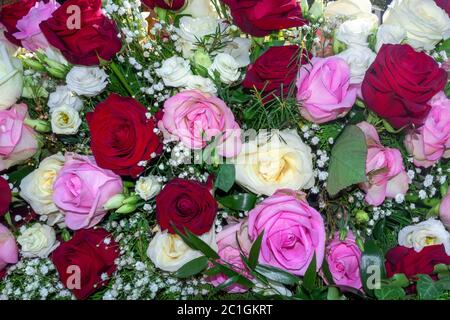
[
  {"left": 0, "top": 103, "right": 39, "bottom": 171},
  {"left": 247, "top": 189, "right": 326, "bottom": 276},
  {"left": 404, "top": 92, "right": 450, "bottom": 168},
  {"left": 357, "top": 122, "right": 409, "bottom": 206},
  {"left": 53, "top": 153, "right": 123, "bottom": 230},
  {"left": 325, "top": 231, "right": 362, "bottom": 290},
  {"left": 13, "top": 0, "right": 60, "bottom": 52},
  {"left": 159, "top": 90, "right": 241, "bottom": 157},
  {"left": 296, "top": 56, "right": 357, "bottom": 124},
  {"left": 0, "top": 223, "right": 18, "bottom": 271},
  {"left": 208, "top": 221, "right": 252, "bottom": 293},
  {"left": 440, "top": 191, "right": 450, "bottom": 231}
]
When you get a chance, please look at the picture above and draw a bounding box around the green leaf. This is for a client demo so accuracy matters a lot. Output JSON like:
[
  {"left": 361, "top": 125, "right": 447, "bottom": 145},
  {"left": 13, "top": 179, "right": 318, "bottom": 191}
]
[
  {"left": 437, "top": 276, "right": 450, "bottom": 291},
  {"left": 215, "top": 274, "right": 240, "bottom": 292},
  {"left": 388, "top": 273, "right": 410, "bottom": 288},
  {"left": 326, "top": 287, "right": 341, "bottom": 300},
  {"left": 321, "top": 259, "right": 335, "bottom": 285},
  {"left": 360, "top": 240, "right": 386, "bottom": 296},
  {"left": 417, "top": 274, "right": 443, "bottom": 300},
  {"left": 248, "top": 231, "right": 264, "bottom": 270},
  {"left": 255, "top": 264, "right": 299, "bottom": 286},
  {"left": 214, "top": 164, "right": 235, "bottom": 192},
  {"left": 326, "top": 125, "right": 367, "bottom": 196},
  {"left": 174, "top": 256, "right": 209, "bottom": 278},
  {"left": 302, "top": 253, "right": 317, "bottom": 292},
  {"left": 374, "top": 285, "right": 406, "bottom": 300},
  {"left": 184, "top": 227, "right": 220, "bottom": 260},
  {"left": 217, "top": 193, "right": 257, "bottom": 211}
]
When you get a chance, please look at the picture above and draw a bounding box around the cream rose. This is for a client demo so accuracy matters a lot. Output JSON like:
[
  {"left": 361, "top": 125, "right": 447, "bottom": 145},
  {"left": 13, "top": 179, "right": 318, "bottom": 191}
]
[
  {"left": 324, "top": 0, "right": 379, "bottom": 28},
  {"left": 398, "top": 218, "right": 450, "bottom": 255},
  {"left": 19, "top": 153, "right": 65, "bottom": 225},
  {"left": 135, "top": 175, "right": 161, "bottom": 201},
  {"left": 375, "top": 24, "right": 406, "bottom": 52},
  {"left": 383, "top": 0, "right": 450, "bottom": 51},
  {"left": 66, "top": 66, "right": 108, "bottom": 97},
  {"left": 180, "top": 0, "right": 218, "bottom": 18},
  {"left": 208, "top": 53, "right": 241, "bottom": 84},
  {"left": 147, "top": 226, "right": 217, "bottom": 272},
  {"left": 0, "top": 43, "right": 23, "bottom": 110},
  {"left": 47, "top": 86, "right": 83, "bottom": 113},
  {"left": 17, "top": 223, "right": 59, "bottom": 258},
  {"left": 183, "top": 75, "right": 217, "bottom": 95},
  {"left": 156, "top": 56, "right": 192, "bottom": 88},
  {"left": 336, "top": 18, "right": 374, "bottom": 47},
  {"left": 337, "top": 46, "right": 376, "bottom": 85},
  {"left": 234, "top": 129, "right": 315, "bottom": 196}
]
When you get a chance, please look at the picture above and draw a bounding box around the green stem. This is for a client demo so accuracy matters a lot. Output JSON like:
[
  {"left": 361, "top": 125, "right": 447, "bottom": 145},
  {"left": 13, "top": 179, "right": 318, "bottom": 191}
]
[{"left": 110, "top": 61, "right": 135, "bottom": 97}]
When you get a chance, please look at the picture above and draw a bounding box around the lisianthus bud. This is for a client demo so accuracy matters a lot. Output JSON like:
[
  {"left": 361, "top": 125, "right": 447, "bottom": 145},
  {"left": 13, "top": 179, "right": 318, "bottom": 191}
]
[
  {"left": 103, "top": 194, "right": 126, "bottom": 210},
  {"left": 192, "top": 49, "right": 212, "bottom": 71},
  {"left": 22, "top": 57, "right": 46, "bottom": 72},
  {"left": 123, "top": 194, "right": 140, "bottom": 205},
  {"left": 23, "top": 118, "right": 51, "bottom": 133},
  {"left": 355, "top": 210, "right": 369, "bottom": 224},
  {"left": 115, "top": 203, "right": 137, "bottom": 214}
]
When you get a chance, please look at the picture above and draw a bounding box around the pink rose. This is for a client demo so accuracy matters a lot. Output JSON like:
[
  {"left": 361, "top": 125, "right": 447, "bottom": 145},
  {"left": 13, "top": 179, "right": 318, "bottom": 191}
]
[
  {"left": 357, "top": 122, "right": 409, "bottom": 206},
  {"left": 440, "top": 191, "right": 450, "bottom": 231},
  {"left": 0, "top": 223, "right": 18, "bottom": 271},
  {"left": 325, "top": 232, "right": 362, "bottom": 290},
  {"left": 53, "top": 153, "right": 123, "bottom": 230},
  {"left": 404, "top": 92, "right": 450, "bottom": 168},
  {"left": 208, "top": 221, "right": 252, "bottom": 293},
  {"left": 13, "top": 0, "right": 60, "bottom": 51},
  {"left": 159, "top": 90, "right": 241, "bottom": 158},
  {"left": 0, "top": 103, "right": 38, "bottom": 171},
  {"left": 296, "top": 57, "right": 357, "bottom": 124},
  {"left": 247, "top": 189, "right": 326, "bottom": 276}
]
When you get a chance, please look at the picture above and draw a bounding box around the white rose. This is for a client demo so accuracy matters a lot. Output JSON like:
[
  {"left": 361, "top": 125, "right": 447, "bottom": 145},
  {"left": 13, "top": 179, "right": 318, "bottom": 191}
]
[
  {"left": 220, "top": 37, "right": 251, "bottom": 68},
  {"left": 234, "top": 129, "right": 315, "bottom": 196},
  {"left": 51, "top": 106, "right": 82, "bottom": 135},
  {"left": 66, "top": 66, "right": 108, "bottom": 97},
  {"left": 183, "top": 75, "right": 217, "bottom": 95},
  {"left": 336, "top": 18, "right": 373, "bottom": 47},
  {"left": 383, "top": 0, "right": 450, "bottom": 51},
  {"left": 19, "top": 153, "right": 65, "bottom": 225},
  {"left": 0, "top": 27, "right": 18, "bottom": 55},
  {"left": 375, "top": 24, "right": 406, "bottom": 52},
  {"left": 156, "top": 56, "right": 192, "bottom": 88},
  {"left": 398, "top": 218, "right": 450, "bottom": 255},
  {"left": 0, "top": 43, "right": 23, "bottom": 109},
  {"left": 147, "top": 226, "right": 217, "bottom": 272},
  {"left": 337, "top": 46, "right": 376, "bottom": 84},
  {"left": 48, "top": 85, "right": 83, "bottom": 112},
  {"left": 17, "top": 224, "right": 59, "bottom": 258},
  {"left": 180, "top": 0, "right": 218, "bottom": 18},
  {"left": 208, "top": 53, "right": 240, "bottom": 84},
  {"left": 135, "top": 175, "right": 161, "bottom": 201},
  {"left": 325, "top": 0, "right": 379, "bottom": 28}
]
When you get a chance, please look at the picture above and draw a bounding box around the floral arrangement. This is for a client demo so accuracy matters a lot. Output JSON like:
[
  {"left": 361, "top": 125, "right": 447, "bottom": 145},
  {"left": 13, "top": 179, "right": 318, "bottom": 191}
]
[{"left": 0, "top": 0, "right": 449, "bottom": 301}]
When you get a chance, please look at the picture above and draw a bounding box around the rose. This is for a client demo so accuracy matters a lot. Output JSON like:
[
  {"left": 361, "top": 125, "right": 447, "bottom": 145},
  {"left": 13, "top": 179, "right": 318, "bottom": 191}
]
[
  {"left": 296, "top": 56, "right": 357, "bottom": 124},
  {"left": 208, "top": 222, "right": 252, "bottom": 293},
  {"left": 51, "top": 228, "right": 119, "bottom": 300},
  {"left": 247, "top": 190, "right": 325, "bottom": 275},
  {"left": 362, "top": 44, "right": 447, "bottom": 129},
  {"left": 357, "top": 122, "right": 409, "bottom": 206},
  {"left": 53, "top": 153, "right": 123, "bottom": 230},
  {"left": 375, "top": 24, "right": 406, "bottom": 52},
  {"left": 87, "top": 93, "right": 161, "bottom": 177},
  {"left": 147, "top": 226, "right": 217, "bottom": 272},
  {"left": 383, "top": 0, "right": 450, "bottom": 51},
  {"left": 324, "top": 0, "right": 379, "bottom": 28},
  {"left": 0, "top": 0, "right": 36, "bottom": 46},
  {"left": 337, "top": 46, "right": 376, "bottom": 86},
  {"left": 0, "top": 104, "right": 38, "bottom": 171},
  {"left": 40, "top": 0, "right": 122, "bottom": 66},
  {"left": 183, "top": 75, "right": 217, "bottom": 95},
  {"left": 398, "top": 219, "right": 450, "bottom": 255},
  {"left": 135, "top": 175, "right": 161, "bottom": 201},
  {"left": 0, "top": 25, "right": 18, "bottom": 55},
  {"left": 17, "top": 223, "right": 59, "bottom": 258},
  {"left": 234, "top": 129, "right": 314, "bottom": 196},
  {"left": 180, "top": 0, "right": 217, "bottom": 18},
  {"left": 156, "top": 178, "right": 218, "bottom": 235},
  {"left": 404, "top": 92, "right": 450, "bottom": 168},
  {"left": 47, "top": 86, "right": 83, "bottom": 113},
  {"left": 142, "top": 0, "right": 185, "bottom": 10},
  {"left": 19, "top": 153, "right": 65, "bottom": 225},
  {"left": 325, "top": 232, "right": 362, "bottom": 290},
  {"left": 336, "top": 18, "right": 373, "bottom": 47},
  {"left": 156, "top": 56, "right": 192, "bottom": 88},
  {"left": 0, "top": 43, "right": 23, "bottom": 109},
  {"left": 220, "top": 37, "right": 251, "bottom": 68},
  {"left": 0, "top": 177, "right": 11, "bottom": 216},
  {"left": 159, "top": 90, "right": 241, "bottom": 158},
  {"left": 208, "top": 53, "right": 241, "bottom": 84},
  {"left": 66, "top": 66, "right": 108, "bottom": 97},
  {"left": 51, "top": 107, "right": 82, "bottom": 135},
  {"left": 12, "top": 0, "right": 60, "bottom": 52},
  {"left": 385, "top": 244, "right": 450, "bottom": 281},
  {"left": 0, "top": 223, "right": 18, "bottom": 271},
  {"left": 242, "top": 45, "right": 308, "bottom": 100},
  {"left": 222, "top": 0, "right": 306, "bottom": 37},
  {"left": 440, "top": 191, "right": 450, "bottom": 230}
]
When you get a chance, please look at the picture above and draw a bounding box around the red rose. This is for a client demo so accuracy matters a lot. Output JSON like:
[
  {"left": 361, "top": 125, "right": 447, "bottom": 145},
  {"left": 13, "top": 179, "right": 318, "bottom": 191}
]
[
  {"left": 436, "top": 0, "right": 450, "bottom": 15},
  {"left": 242, "top": 45, "right": 309, "bottom": 100},
  {"left": 87, "top": 93, "right": 161, "bottom": 177},
  {"left": 0, "top": 177, "right": 11, "bottom": 216},
  {"left": 362, "top": 44, "right": 447, "bottom": 129},
  {"left": 142, "top": 0, "right": 185, "bottom": 10},
  {"left": 0, "top": 0, "right": 37, "bottom": 46},
  {"left": 156, "top": 178, "right": 218, "bottom": 235},
  {"left": 51, "top": 228, "right": 119, "bottom": 300},
  {"left": 40, "top": 0, "right": 122, "bottom": 66},
  {"left": 385, "top": 244, "right": 450, "bottom": 280},
  {"left": 222, "top": 0, "right": 307, "bottom": 37}
]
